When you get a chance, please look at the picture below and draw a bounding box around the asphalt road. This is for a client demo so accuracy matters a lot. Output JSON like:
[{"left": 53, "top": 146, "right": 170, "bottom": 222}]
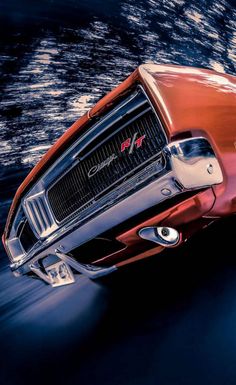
[{"left": 1, "top": 215, "right": 236, "bottom": 385}]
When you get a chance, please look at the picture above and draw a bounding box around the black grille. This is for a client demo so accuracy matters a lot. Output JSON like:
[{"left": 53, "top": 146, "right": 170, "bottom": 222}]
[{"left": 48, "top": 100, "right": 166, "bottom": 222}]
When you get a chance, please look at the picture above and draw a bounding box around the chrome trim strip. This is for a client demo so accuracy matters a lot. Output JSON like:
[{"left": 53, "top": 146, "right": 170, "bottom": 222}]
[
  {"left": 55, "top": 250, "right": 117, "bottom": 279},
  {"left": 23, "top": 190, "right": 58, "bottom": 238},
  {"left": 137, "top": 84, "right": 168, "bottom": 144}
]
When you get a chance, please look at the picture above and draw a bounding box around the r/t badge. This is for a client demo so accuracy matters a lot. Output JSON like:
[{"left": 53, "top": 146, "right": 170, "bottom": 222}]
[{"left": 121, "top": 133, "right": 146, "bottom": 154}]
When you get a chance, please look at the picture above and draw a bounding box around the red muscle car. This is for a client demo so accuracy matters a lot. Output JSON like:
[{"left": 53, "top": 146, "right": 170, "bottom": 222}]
[{"left": 2, "top": 64, "right": 236, "bottom": 287}]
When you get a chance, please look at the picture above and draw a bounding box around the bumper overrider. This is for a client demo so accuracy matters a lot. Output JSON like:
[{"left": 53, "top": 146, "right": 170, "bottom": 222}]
[{"left": 4, "top": 136, "right": 223, "bottom": 287}]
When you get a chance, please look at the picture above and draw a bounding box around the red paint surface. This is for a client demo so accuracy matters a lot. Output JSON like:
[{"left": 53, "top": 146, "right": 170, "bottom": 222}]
[{"left": 3, "top": 64, "right": 236, "bottom": 268}]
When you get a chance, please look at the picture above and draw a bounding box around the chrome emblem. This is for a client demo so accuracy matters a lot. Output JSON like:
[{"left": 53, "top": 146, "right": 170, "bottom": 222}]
[
  {"left": 121, "top": 133, "right": 146, "bottom": 153},
  {"left": 88, "top": 153, "right": 118, "bottom": 178}
]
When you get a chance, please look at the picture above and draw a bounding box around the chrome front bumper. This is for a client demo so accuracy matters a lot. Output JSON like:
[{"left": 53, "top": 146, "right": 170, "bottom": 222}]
[{"left": 8, "top": 137, "right": 223, "bottom": 281}]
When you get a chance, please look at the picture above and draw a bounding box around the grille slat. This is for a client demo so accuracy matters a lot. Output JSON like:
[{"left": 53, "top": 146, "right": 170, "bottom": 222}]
[{"left": 48, "top": 99, "right": 166, "bottom": 223}]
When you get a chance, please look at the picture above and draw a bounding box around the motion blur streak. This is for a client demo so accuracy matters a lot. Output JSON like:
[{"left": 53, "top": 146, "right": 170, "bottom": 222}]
[
  {"left": 0, "top": 1, "right": 236, "bottom": 384},
  {"left": 0, "top": 0, "right": 235, "bottom": 167}
]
